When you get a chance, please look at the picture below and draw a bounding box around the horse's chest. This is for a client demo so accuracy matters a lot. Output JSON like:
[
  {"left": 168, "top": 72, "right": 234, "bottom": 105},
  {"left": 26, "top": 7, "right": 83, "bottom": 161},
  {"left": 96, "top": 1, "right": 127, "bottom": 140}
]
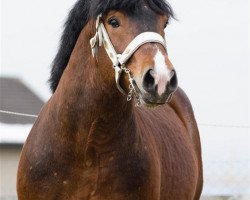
[
  {"left": 75, "top": 149, "right": 151, "bottom": 200},
  {"left": 74, "top": 141, "right": 198, "bottom": 200},
  {"left": 72, "top": 125, "right": 198, "bottom": 200}
]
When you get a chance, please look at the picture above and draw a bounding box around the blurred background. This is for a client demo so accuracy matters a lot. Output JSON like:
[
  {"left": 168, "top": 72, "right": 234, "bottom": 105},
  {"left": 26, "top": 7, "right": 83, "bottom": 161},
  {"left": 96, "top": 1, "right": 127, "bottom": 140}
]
[{"left": 0, "top": 0, "right": 249, "bottom": 199}]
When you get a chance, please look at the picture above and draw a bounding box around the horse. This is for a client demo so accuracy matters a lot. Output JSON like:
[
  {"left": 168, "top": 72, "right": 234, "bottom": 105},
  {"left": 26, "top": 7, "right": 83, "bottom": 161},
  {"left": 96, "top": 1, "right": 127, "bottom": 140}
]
[{"left": 17, "top": 0, "right": 203, "bottom": 199}]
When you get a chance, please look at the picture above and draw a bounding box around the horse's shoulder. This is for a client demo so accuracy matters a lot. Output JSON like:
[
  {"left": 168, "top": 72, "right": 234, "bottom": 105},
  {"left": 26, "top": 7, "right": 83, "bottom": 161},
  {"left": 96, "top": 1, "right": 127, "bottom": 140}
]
[
  {"left": 169, "top": 87, "right": 203, "bottom": 197},
  {"left": 171, "top": 87, "right": 194, "bottom": 114},
  {"left": 168, "top": 87, "right": 199, "bottom": 140}
]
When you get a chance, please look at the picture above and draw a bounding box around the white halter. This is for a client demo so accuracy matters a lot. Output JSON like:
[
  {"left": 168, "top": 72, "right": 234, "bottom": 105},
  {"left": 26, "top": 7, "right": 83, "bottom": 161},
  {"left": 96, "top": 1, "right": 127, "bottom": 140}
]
[{"left": 90, "top": 15, "right": 167, "bottom": 102}]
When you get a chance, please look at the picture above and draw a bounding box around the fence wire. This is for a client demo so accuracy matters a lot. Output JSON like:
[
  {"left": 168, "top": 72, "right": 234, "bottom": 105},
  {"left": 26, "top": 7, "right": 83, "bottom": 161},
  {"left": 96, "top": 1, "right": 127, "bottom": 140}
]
[{"left": 203, "top": 160, "right": 250, "bottom": 196}]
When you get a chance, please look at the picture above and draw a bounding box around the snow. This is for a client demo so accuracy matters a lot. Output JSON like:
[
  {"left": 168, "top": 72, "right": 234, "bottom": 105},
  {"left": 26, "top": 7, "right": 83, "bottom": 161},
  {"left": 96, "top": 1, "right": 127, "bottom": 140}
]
[{"left": 0, "top": 123, "right": 32, "bottom": 144}]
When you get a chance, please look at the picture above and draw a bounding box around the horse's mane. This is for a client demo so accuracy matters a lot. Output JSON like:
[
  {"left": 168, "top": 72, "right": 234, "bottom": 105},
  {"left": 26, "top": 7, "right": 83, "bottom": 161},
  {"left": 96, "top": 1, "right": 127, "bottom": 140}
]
[{"left": 49, "top": 0, "right": 174, "bottom": 92}]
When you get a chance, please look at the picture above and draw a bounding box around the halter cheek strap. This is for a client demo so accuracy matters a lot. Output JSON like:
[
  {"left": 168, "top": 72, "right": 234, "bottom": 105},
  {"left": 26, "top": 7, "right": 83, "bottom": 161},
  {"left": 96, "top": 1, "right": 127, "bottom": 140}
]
[{"left": 90, "top": 15, "right": 167, "bottom": 101}]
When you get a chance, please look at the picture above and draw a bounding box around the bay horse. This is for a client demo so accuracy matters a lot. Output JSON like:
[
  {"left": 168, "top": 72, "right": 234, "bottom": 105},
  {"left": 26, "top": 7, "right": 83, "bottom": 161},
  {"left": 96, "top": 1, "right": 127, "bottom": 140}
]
[{"left": 17, "top": 0, "right": 203, "bottom": 199}]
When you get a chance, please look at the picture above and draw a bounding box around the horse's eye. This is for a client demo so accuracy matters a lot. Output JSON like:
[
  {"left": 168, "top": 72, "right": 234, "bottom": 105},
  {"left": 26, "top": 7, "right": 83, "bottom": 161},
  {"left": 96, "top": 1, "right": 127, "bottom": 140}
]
[
  {"left": 164, "top": 21, "right": 169, "bottom": 29},
  {"left": 108, "top": 18, "right": 120, "bottom": 28}
]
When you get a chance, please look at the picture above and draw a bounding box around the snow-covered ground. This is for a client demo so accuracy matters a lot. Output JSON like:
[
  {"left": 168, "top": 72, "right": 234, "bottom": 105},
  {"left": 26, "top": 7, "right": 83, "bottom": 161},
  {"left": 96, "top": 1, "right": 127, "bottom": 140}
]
[{"left": 1, "top": 0, "right": 249, "bottom": 198}]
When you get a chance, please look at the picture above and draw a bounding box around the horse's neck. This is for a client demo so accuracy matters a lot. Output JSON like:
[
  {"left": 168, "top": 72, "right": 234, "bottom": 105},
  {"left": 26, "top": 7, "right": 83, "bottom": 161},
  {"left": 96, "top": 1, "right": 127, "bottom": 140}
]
[{"left": 52, "top": 27, "right": 135, "bottom": 140}]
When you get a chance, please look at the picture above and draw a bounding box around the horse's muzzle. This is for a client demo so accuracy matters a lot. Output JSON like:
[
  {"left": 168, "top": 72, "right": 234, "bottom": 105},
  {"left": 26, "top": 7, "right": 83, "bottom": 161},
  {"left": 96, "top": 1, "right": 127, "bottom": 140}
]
[{"left": 135, "top": 68, "right": 178, "bottom": 107}]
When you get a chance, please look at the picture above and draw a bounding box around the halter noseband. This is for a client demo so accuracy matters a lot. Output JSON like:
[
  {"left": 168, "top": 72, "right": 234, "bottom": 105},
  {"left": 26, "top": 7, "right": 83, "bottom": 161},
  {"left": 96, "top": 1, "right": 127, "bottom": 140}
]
[{"left": 90, "top": 15, "right": 167, "bottom": 105}]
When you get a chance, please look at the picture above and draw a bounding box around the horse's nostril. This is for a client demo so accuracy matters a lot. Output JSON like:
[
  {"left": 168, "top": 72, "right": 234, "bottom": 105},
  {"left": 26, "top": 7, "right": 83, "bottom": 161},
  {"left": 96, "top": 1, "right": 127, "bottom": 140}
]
[
  {"left": 143, "top": 69, "right": 178, "bottom": 95},
  {"left": 169, "top": 70, "right": 178, "bottom": 92},
  {"left": 143, "top": 69, "right": 155, "bottom": 93}
]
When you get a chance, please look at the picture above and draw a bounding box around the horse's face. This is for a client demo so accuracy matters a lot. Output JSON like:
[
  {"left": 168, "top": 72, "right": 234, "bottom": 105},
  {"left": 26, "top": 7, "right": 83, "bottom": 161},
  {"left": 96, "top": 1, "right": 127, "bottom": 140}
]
[{"left": 102, "top": 9, "right": 178, "bottom": 106}]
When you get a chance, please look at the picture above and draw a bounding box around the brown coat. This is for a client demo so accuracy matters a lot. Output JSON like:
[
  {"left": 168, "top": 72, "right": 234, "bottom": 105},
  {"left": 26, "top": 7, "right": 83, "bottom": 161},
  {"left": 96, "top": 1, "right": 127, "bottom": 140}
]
[{"left": 17, "top": 7, "right": 203, "bottom": 200}]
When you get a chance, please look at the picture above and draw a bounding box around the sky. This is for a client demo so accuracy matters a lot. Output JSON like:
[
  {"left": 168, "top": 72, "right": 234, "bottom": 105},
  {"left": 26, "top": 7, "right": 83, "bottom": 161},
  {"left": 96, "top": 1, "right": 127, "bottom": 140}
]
[{"left": 1, "top": 0, "right": 249, "bottom": 196}]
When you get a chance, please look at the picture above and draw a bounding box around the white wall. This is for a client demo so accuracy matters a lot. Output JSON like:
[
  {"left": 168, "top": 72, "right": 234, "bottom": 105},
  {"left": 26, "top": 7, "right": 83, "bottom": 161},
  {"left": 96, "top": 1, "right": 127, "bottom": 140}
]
[{"left": 0, "top": 147, "right": 22, "bottom": 199}]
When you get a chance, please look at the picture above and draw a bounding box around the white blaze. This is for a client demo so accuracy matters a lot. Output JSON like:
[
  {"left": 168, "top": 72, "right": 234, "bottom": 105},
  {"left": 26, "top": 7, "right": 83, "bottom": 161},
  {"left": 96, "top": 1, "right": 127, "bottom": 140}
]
[{"left": 154, "top": 50, "right": 171, "bottom": 95}]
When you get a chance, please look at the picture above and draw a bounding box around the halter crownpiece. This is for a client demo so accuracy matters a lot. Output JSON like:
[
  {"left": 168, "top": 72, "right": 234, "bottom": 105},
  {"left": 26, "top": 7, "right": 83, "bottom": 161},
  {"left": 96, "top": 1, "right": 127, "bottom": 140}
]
[{"left": 90, "top": 14, "right": 167, "bottom": 105}]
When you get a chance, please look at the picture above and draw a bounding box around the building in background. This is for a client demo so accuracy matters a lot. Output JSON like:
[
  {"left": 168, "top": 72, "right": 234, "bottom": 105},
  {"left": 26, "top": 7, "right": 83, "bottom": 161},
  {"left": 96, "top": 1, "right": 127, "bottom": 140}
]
[{"left": 0, "top": 77, "right": 44, "bottom": 200}]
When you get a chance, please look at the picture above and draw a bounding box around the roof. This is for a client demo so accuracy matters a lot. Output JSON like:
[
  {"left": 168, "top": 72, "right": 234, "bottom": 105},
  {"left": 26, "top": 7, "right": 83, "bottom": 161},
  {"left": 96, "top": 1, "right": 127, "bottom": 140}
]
[{"left": 0, "top": 77, "right": 44, "bottom": 124}]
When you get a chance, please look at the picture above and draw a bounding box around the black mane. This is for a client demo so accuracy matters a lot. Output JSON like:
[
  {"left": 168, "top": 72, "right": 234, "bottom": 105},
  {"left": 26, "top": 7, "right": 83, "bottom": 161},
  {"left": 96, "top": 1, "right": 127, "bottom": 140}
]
[{"left": 49, "top": 0, "right": 174, "bottom": 92}]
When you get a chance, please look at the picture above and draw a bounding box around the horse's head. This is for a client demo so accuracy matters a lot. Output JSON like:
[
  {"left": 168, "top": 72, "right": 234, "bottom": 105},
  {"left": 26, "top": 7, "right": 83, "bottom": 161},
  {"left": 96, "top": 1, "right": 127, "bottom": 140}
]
[{"left": 90, "top": 0, "right": 177, "bottom": 107}]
